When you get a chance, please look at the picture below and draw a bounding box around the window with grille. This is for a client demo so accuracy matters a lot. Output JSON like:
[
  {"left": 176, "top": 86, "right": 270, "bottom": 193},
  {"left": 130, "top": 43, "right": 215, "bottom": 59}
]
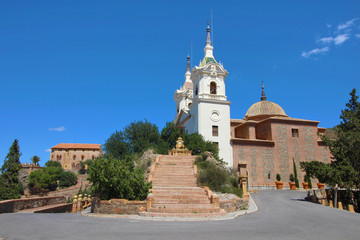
[
  {"left": 292, "top": 129, "right": 299, "bottom": 137},
  {"left": 212, "top": 126, "right": 218, "bottom": 136}
]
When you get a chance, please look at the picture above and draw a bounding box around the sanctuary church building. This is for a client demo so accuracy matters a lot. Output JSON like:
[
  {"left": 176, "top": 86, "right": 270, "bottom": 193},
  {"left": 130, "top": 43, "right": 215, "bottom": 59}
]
[{"left": 174, "top": 25, "right": 332, "bottom": 188}]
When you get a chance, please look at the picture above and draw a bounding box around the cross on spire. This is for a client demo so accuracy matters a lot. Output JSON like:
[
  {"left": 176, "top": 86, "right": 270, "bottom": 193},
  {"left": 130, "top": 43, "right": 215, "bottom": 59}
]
[{"left": 175, "top": 122, "right": 186, "bottom": 138}]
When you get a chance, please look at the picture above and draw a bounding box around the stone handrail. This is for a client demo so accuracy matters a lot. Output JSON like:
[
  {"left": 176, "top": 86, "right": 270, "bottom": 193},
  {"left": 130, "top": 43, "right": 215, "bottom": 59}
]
[
  {"left": 202, "top": 186, "right": 219, "bottom": 207},
  {"left": 148, "top": 156, "right": 161, "bottom": 183},
  {"left": 71, "top": 194, "right": 92, "bottom": 213}
]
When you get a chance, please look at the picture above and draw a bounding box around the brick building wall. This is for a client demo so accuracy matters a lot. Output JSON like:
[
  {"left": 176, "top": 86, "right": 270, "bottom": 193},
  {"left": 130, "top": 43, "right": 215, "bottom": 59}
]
[{"left": 50, "top": 143, "right": 102, "bottom": 170}]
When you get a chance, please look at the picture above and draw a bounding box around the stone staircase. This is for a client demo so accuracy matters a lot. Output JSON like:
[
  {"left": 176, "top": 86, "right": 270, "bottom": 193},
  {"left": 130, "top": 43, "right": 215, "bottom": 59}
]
[{"left": 140, "top": 155, "right": 226, "bottom": 218}]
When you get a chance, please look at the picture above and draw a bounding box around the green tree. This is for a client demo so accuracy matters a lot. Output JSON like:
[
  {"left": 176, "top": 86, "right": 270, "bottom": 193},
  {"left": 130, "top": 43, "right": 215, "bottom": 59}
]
[
  {"left": 31, "top": 155, "right": 40, "bottom": 165},
  {"left": 59, "top": 171, "right": 78, "bottom": 188},
  {"left": 87, "top": 156, "right": 151, "bottom": 200},
  {"left": 321, "top": 88, "right": 360, "bottom": 188},
  {"left": 184, "top": 133, "right": 219, "bottom": 160},
  {"left": 160, "top": 122, "right": 184, "bottom": 148},
  {"left": 0, "top": 139, "right": 23, "bottom": 200},
  {"left": 45, "top": 160, "right": 62, "bottom": 168},
  {"left": 103, "top": 120, "right": 161, "bottom": 158},
  {"left": 293, "top": 158, "right": 299, "bottom": 188},
  {"left": 300, "top": 161, "right": 330, "bottom": 183},
  {"left": 124, "top": 120, "right": 160, "bottom": 153},
  {"left": 103, "top": 130, "right": 130, "bottom": 159},
  {"left": 28, "top": 160, "right": 71, "bottom": 192},
  {"left": 28, "top": 163, "right": 63, "bottom": 191}
]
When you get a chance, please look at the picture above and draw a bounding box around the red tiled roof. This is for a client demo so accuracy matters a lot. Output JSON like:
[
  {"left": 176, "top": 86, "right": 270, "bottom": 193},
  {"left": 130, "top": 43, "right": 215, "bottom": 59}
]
[{"left": 51, "top": 143, "right": 101, "bottom": 150}]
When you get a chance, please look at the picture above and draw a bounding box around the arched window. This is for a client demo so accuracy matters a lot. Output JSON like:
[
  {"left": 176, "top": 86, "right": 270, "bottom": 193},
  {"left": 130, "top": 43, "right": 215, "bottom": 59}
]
[
  {"left": 72, "top": 163, "right": 75, "bottom": 170},
  {"left": 73, "top": 155, "right": 76, "bottom": 160},
  {"left": 92, "top": 155, "right": 95, "bottom": 160},
  {"left": 81, "top": 155, "right": 84, "bottom": 160},
  {"left": 195, "top": 85, "right": 198, "bottom": 95},
  {"left": 75, "top": 163, "right": 80, "bottom": 170},
  {"left": 210, "top": 82, "right": 217, "bottom": 94}
]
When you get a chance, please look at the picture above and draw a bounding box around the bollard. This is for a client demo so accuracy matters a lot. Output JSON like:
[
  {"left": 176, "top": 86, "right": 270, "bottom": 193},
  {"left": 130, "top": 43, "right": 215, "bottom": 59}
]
[
  {"left": 321, "top": 199, "right": 326, "bottom": 206},
  {"left": 348, "top": 204, "right": 355, "bottom": 213},
  {"left": 83, "top": 194, "right": 88, "bottom": 208},
  {"left": 77, "top": 195, "right": 83, "bottom": 211},
  {"left": 72, "top": 196, "right": 78, "bottom": 213},
  {"left": 329, "top": 200, "right": 333, "bottom": 208},
  {"left": 338, "top": 202, "right": 343, "bottom": 210}
]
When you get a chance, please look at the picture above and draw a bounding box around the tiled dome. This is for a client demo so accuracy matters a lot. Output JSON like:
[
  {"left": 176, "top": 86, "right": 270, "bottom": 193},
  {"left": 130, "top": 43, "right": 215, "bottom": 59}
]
[
  {"left": 245, "top": 84, "right": 288, "bottom": 120},
  {"left": 245, "top": 100, "right": 287, "bottom": 119}
]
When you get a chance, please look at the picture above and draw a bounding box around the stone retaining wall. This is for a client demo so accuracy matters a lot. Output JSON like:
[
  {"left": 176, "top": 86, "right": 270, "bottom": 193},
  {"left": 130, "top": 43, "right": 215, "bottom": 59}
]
[
  {"left": 34, "top": 203, "right": 73, "bottom": 213},
  {"left": 92, "top": 198, "right": 146, "bottom": 214},
  {"left": 220, "top": 198, "right": 249, "bottom": 212},
  {"left": 0, "top": 196, "right": 65, "bottom": 213}
]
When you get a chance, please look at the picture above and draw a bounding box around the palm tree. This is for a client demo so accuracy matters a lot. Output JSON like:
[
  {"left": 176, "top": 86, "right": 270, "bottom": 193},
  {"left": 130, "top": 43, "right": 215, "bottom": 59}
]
[{"left": 31, "top": 155, "right": 40, "bottom": 166}]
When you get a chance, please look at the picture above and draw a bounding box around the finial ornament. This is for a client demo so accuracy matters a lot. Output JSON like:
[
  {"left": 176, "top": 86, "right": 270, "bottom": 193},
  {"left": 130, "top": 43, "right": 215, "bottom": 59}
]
[
  {"left": 206, "top": 23, "right": 211, "bottom": 45},
  {"left": 186, "top": 55, "right": 190, "bottom": 72},
  {"left": 261, "top": 82, "right": 267, "bottom": 101}
]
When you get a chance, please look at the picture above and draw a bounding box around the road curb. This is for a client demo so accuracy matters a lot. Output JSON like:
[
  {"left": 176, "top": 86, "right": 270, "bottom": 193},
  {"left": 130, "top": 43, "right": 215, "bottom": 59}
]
[{"left": 80, "top": 194, "right": 259, "bottom": 221}]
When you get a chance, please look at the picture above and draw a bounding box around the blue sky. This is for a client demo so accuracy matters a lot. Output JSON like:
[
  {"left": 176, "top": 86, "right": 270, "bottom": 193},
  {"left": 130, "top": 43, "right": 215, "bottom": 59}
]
[{"left": 1, "top": 1, "right": 360, "bottom": 167}]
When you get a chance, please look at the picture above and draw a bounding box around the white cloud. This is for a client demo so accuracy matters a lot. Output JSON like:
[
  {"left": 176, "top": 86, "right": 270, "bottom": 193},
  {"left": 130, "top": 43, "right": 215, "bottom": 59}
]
[
  {"left": 334, "top": 34, "right": 350, "bottom": 45},
  {"left": 356, "top": 34, "right": 360, "bottom": 38},
  {"left": 45, "top": 148, "right": 51, "bottom": 152},
  {"left": 326, "top": 23, "right": 332, "bottom": 28},
  {"left": 318, "top": 37, "right": 334, "bottom": 44},
  {"left": 317, "top": 34, "right": 350, "bottom": 45},
  {"left": 301, "top": 47, "right": 329, "bottom": 58},
  {"left": 338, "top": 18, "right": 359, "bottom": 31},
  {"left": 49, "top": 126, "right": 66, "bottom": 132}
]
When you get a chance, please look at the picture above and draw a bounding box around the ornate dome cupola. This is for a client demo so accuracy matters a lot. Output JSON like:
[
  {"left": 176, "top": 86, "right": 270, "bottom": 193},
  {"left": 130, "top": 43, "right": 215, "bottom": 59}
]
[
  {"left": 245, "top": 83, "right": 288, "bottom": 121},
  {"left": 182, "top": 55, "right": 193, "bottom": 90},
  {"left": 200, "top": 24, "right": 217, "bottom": 67}
]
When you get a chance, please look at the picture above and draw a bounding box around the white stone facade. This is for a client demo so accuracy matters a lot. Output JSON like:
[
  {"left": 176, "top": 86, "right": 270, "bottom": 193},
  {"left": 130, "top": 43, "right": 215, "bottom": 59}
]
[{"left": 174, "top": 25, "right": 233, "bottom": 167}]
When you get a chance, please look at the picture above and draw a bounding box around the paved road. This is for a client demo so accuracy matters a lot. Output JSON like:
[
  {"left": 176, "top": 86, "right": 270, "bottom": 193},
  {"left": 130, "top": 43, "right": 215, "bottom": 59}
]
[{"left": 1, "top": 190, "right": 360, "bottom": 240}]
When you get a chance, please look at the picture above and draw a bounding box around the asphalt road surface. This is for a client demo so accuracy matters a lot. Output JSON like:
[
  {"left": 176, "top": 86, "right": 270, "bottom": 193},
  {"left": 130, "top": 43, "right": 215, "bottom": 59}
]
[{"left": 1, "top": 190, "right": 360, "bottom": 240}]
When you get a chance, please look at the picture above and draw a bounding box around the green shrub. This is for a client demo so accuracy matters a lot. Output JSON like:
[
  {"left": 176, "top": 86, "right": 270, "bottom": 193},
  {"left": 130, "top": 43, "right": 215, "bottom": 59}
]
[
  {"left": 276, "top": 173, "right": 281, "bottom": 181},
  {"left": 230, "top": 176, "right": 238, "bottom": 188},
  {"left": 197, "top": 161, "right": 242, "bottom": 197},
  {"left": 197, "top": 162, "right": 227, "bottom": 191},
  {"left": 25, "top": 159, "right": 77, "bottom": 194},
  {"left": 59, "top": 171, "right": 78, "bottom": 188},
  {"left": 87, "top": 156, "right": 151, "bottom": 200},
  {"left": 28, "top": 165, "right": 63, "bottom": 191},
  {"left": 289, "top": 173, "right": 295, "bottom": 182}
]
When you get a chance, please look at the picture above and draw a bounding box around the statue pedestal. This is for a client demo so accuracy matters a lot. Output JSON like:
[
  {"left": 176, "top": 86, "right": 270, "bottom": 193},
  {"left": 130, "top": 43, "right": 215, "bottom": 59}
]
[{"left": 168, "top": 137, "right": 192, "bottom": 156}]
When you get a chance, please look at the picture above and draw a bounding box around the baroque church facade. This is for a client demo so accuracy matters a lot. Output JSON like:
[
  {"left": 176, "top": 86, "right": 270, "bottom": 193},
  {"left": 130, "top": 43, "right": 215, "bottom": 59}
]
[{"left": 174, "top": 25, "right": 331, "bottom": 188}]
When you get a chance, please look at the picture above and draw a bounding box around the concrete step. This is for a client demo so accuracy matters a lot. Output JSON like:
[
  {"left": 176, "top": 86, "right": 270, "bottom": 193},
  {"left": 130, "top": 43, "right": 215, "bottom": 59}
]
[
  {"left": 150, "top": 204, "right": 221, "bottom": 213},
  {"left": 152, "top": 180, "right": 196, "bottom": 183},
  {"left": 154, "top": 199, "right": 210, "bottom": 204},
  {"left": 152, "top": 187, "right": 206, "bottom": 194},
  {"left": 153, "top": 183, "right": 197, "bottom": 187},
  {"left": 139, "top": 210, "right": 227, "bottom": 218}
]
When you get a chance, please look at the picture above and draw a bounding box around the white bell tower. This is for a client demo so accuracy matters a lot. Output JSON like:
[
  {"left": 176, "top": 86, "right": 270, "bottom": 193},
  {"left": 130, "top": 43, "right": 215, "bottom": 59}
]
[{"left": 183, "top": 24, "right": 232, "bottom": 166}]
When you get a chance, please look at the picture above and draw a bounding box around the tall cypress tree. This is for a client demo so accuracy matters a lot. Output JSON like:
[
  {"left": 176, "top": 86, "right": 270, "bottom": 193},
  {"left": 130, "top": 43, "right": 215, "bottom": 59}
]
[
  {"left": 0, "top": 139, "right": 23, "bottom": 200},
  {"left": 293, "top": 158, "right": 299, "bottom": 188}
]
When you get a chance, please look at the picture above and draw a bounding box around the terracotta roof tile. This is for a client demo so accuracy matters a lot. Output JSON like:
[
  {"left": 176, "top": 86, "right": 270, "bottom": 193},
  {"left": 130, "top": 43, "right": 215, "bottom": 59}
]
[{"left": 51, "top": 143, "right": 101, "bottom": 150}]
